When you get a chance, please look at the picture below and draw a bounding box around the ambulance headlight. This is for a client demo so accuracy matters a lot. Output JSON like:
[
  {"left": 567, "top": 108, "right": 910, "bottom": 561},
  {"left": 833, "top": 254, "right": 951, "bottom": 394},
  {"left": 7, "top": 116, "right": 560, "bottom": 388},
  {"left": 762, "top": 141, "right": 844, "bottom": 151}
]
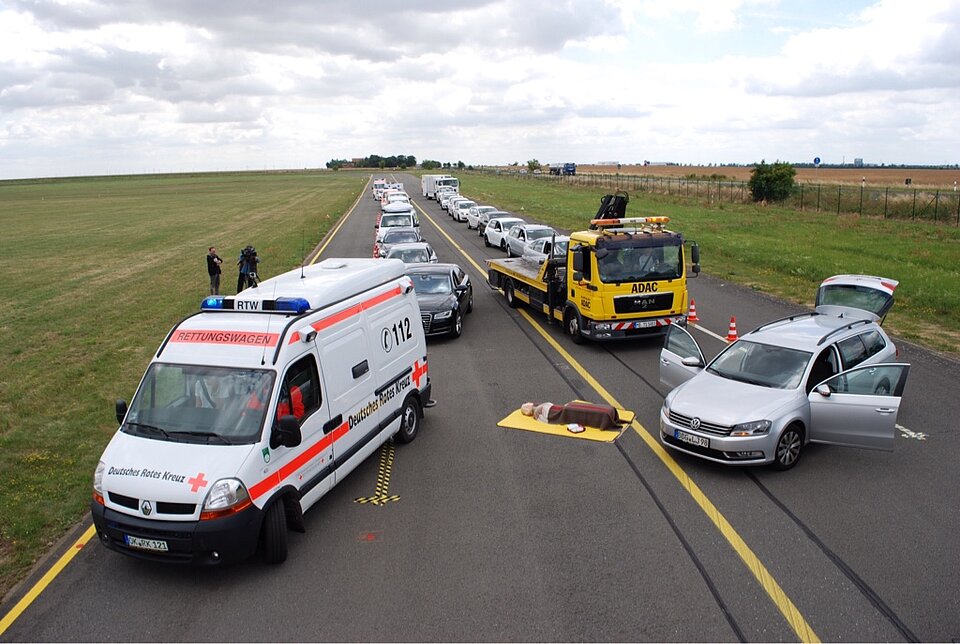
[
  {"left": 93, "top": 461, "right": 106, "bottom": 494},
  {"left": 200, "top": 479, "right": 252, "bottom": 520},
  {"left": 93, "top": 461, "right": 106, "bottom": 505}
]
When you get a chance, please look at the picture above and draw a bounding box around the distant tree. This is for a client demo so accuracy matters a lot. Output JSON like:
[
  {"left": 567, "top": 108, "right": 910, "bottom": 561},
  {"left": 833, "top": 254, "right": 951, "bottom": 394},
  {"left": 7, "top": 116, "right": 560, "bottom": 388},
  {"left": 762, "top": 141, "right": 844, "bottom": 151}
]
[
  {"left": 421, "top": 159, "right": 442, "bottom": 170},
  {"left": 527, "top": 159, "right": 541, "bottom": 172},
  {"left": 405, "top": 155, "right": 416, "bottom": 168},
  {"left": 457, "top": 160, "right": 465, "bottom": 169},
  {"left": 749, "top": 161, "right": 796, "bottom": 202},
  {"left": 443, "top": 162, "right": 451, "bottom": 169},
  {"left": 326, "top": 158, "right": 346, "bottom": 170}
]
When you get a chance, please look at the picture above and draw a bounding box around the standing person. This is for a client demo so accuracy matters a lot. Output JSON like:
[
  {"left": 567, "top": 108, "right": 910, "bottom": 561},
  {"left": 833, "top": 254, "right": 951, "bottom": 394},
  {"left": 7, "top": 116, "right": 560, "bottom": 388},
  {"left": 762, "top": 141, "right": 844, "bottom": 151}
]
[
  {"left": 236, "top": 245, "right": 260, "bottom": 292},
  {"left": 206, "top": 246, "right": 223, "bottom": 295}
]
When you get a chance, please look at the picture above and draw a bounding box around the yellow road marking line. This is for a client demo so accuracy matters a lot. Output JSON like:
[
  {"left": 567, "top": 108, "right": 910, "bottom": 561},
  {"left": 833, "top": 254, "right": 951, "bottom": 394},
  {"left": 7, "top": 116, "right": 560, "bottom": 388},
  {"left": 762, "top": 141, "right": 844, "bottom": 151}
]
[
  {"left": 0, "top": 525, "right": 96, "bottom": 637},
  {"left": 516, "top": 308, "right": 820, "bottom": 643}
]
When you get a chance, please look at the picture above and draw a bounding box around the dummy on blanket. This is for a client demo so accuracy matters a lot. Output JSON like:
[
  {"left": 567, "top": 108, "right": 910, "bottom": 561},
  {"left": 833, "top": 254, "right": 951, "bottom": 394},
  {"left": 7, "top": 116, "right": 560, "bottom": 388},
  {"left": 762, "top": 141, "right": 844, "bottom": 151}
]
[{"left": 520, "top": 400, "right": 623, "bottom": 430}]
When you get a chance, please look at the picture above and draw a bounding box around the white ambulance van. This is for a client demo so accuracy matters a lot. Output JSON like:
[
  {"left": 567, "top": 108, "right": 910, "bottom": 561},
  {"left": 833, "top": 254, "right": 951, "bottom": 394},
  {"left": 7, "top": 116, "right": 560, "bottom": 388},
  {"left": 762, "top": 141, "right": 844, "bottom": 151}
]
[{"left": 90, "top": 258, "right": 431, "bottom": 564}]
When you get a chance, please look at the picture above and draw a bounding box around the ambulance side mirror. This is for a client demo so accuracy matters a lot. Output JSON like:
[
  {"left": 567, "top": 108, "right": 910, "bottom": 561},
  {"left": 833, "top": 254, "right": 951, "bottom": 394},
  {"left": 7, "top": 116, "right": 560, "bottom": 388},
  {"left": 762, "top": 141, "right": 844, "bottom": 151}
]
[
  {"left": 272, "top": 415, "right": 302, "bottom": 449},
  {"left": 115, "top": 399, "right": 128, "bottom": 425}
]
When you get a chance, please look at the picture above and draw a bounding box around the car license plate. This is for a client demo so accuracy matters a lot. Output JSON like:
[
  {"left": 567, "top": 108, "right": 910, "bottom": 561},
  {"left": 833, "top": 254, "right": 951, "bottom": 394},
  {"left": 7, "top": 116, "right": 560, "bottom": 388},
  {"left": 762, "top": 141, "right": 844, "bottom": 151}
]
[
  {"left": 124, "top": 535, "right": 169, "bottom": 552},
  {"left": 675, "top": 429, "right": 709, "bottom": 448}
]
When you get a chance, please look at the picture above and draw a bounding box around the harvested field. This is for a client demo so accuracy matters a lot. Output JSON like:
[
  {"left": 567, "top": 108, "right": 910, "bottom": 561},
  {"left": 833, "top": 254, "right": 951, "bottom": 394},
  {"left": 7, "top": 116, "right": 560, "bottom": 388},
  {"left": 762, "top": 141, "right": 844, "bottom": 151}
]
[{"left": 577, "top": 164, "right": 960, "bottom": 189}]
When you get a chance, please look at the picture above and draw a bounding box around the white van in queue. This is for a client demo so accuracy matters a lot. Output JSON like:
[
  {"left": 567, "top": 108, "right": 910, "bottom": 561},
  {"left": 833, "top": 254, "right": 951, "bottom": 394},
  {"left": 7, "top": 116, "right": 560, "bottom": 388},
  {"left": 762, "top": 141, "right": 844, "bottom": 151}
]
[{"left": 91, "top": 258, "right": 431, "bottom": 564}]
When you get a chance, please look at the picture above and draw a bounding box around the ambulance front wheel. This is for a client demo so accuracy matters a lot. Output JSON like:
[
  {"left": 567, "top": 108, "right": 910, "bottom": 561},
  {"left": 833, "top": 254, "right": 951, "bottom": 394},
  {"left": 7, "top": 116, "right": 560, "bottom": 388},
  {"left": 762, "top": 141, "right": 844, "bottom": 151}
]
[
  {"left": 395, "top": 396, "right": 421, "bottom": 444},
  {"left": 261, "top": 501, "right": 288, "bottom": 564}
]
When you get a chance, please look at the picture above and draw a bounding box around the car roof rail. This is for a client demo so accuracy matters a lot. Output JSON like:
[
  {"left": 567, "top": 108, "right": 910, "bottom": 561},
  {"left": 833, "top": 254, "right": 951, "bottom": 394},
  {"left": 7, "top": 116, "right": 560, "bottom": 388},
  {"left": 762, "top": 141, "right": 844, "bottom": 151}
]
[
  {"left": 817, "top": 318, "right": 872, "bottom": 346},
  {"left": 750, "top": 311, "right": 819, "bottom": 334}
]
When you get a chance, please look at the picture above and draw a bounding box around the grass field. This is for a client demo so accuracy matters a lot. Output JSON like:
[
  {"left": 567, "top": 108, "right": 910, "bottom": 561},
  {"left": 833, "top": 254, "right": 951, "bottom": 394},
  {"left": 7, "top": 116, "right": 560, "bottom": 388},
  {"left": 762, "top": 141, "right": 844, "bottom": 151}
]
[
  {"left": 0, "top": 171, "right": 365, "bottom": 597},
  {"left": 0, "top": 168, "right": 957, "bottom": 601}
]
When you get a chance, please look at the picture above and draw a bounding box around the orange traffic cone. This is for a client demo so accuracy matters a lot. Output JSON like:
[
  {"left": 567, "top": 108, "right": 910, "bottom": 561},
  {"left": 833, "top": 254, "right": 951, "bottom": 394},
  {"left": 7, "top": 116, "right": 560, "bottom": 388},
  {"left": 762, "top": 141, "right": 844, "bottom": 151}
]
[
  {"left": 688, "top": 299, "right": 700, "bottom": 323},
  {"left": 726, "top": 316, "right": 739, "bottom": 342}
]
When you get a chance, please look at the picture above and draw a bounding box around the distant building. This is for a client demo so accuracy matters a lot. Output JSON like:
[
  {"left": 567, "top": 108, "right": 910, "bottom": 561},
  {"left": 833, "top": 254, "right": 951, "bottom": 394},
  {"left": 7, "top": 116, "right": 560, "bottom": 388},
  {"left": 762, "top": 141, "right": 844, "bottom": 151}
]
[{"left": 854, "top": 158, "right": 864, "bottom": 168}]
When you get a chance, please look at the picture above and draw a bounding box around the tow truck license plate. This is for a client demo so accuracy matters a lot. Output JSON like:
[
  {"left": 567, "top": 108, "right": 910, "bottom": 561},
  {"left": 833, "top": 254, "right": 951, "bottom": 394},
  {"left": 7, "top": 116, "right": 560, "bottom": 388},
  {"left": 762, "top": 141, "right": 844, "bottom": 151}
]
[
  {"left": 124, "top": 535, "right": 169, "bottom": 552},
  {"left": 675, "top": 429, "right": 709, "bottom": 448}
]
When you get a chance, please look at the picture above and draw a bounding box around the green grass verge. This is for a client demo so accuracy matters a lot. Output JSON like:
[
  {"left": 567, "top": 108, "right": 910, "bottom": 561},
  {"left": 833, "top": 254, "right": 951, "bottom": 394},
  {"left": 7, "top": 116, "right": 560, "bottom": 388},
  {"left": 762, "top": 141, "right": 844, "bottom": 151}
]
[
  {"left": 0, "top": 171, "right": 365, "bottom": 596},
  {"left": 459, "top": 172, "right": 960, "bottom": 355}
]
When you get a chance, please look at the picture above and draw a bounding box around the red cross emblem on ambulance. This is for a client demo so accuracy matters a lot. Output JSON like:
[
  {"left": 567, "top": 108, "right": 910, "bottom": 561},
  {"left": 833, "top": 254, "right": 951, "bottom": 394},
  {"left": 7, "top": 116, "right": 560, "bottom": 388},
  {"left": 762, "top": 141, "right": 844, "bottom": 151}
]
[{"left": 412, "top": 359, "right": 428, "bottom": 388}]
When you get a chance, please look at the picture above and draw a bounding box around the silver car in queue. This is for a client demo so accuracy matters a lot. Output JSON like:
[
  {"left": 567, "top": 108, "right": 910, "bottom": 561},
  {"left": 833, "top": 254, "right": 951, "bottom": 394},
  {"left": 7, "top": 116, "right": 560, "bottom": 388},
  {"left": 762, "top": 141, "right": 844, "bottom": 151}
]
[{"left": 659, "top": 274, "right": 910, "bottom": 470}]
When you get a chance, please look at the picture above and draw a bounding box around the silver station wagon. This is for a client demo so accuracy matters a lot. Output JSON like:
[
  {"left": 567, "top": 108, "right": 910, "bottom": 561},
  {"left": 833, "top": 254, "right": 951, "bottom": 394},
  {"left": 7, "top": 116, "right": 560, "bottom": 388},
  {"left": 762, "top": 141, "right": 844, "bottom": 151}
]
[{"left": 659, "top": 275, "right": 910, "bottom": 470}]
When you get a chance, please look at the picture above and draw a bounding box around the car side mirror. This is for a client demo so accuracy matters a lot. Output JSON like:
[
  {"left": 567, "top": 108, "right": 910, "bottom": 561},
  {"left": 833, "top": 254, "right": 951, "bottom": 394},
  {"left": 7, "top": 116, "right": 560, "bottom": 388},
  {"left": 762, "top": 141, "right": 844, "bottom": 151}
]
[
  {"left": 271, "top": 415, "right": 302, "bottom": 449},
  {"left": 455, "top": 285, "right": 467, "bottom": 294},
  {"left": 115, "top": 399, "right": 128, "bottom": 425},
  {"left": 815, "top": 384, "right": 832, "bottom": 397},
  {"left": 681, "top": 356, "right": 704, "bottom": 368},
  {"left": 374, "top": 223, "right": 379, "bottom": 229}
]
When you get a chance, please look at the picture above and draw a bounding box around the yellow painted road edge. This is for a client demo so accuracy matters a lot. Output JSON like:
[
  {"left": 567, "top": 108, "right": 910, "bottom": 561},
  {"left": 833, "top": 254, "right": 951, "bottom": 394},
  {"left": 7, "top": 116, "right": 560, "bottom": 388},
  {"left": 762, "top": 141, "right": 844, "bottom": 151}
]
[
  {"left": 516, "top": 308, "right": 820, "bottom": 643},
  {"left": 0, "top": 525, "right": 96, "bottom": 637}
]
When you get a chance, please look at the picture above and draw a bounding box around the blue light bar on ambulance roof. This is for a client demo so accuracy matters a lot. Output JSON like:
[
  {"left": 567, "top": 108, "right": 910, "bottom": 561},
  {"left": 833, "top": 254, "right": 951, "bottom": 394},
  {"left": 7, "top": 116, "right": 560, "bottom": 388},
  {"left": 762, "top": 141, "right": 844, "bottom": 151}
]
[{"left": 200, "top": 296, "right": 311, "bottom": 314}]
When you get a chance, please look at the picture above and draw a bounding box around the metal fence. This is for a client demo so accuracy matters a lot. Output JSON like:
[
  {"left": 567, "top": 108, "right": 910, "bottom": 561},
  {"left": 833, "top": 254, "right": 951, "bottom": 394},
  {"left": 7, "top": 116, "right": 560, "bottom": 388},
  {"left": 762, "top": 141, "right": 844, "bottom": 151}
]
[{"left": 474, "top": 169, "right": 960, "bottom": 225}]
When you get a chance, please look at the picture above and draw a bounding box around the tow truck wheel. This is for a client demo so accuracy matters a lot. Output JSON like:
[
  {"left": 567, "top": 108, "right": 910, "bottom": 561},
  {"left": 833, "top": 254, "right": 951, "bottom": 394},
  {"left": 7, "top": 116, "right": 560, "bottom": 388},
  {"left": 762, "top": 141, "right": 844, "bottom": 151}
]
[
  {"left": 504, "top": 280, "right": 519, "bottom": 308},
  {"left": 395, "top": 396, "right": 421, "bottom": 444},
  {"left": 565, "top": 310, "right": 584, "bottom": 344},
  {"left": 771, "top": 425, "right": 803, "bottom": 471},
  {"left": 262, "top": 501, "right": 288, "bottom": 564}
]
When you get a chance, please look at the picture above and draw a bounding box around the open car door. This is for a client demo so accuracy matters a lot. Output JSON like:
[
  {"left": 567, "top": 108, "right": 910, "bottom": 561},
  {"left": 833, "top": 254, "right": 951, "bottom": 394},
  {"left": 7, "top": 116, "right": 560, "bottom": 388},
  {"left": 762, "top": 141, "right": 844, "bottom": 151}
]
[
  {"left": 807, "top": 363, "right": 910, "bottom": 451},
  {"left": 659, "top": 325, "right": 706, "bottom": 390}
]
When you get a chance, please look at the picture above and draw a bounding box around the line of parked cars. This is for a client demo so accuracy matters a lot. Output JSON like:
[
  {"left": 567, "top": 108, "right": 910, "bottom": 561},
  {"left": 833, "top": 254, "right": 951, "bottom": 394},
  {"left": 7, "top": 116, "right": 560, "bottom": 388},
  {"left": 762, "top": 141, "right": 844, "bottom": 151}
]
[
  {"left": 434, "top": 184, "right": 566, "bottom": 263},
  {"left": 371, "top": 179, "right": 474, "bottom": 340}
]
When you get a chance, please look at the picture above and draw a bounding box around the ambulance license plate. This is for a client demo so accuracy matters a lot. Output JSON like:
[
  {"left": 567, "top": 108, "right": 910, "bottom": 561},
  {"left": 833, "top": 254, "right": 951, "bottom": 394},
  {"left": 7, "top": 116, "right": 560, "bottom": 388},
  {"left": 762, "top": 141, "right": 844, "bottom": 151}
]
[
  {"left": 675, "top": 429, "right": 709, "bottom": 448},
  {"left": 124, "top": 535, "right": 169, "bottom": 552}
]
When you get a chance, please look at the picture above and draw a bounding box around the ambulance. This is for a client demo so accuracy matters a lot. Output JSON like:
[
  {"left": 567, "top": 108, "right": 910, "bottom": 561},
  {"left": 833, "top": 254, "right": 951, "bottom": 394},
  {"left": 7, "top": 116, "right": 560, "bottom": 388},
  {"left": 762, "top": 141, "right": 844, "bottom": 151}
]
[{"left": 90, "top": 258, "right": 431, "bottom": 564}]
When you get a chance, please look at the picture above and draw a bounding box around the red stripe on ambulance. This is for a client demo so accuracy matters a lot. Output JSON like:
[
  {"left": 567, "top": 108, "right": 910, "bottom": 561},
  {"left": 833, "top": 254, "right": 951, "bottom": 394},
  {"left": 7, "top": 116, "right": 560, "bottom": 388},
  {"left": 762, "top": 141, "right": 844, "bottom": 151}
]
[{"left": 249, "top": 421, "right": 349, "bottom": 501}]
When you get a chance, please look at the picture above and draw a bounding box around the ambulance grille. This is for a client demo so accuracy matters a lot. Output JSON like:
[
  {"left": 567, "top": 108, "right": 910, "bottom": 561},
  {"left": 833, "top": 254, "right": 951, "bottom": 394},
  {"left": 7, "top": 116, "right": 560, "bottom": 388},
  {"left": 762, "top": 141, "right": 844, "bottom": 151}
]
[
  {"left": 108, "top": 492, "right": 139, "bottom": 510},
  {"left": 107, "top": 492, "right": 195, "bottom": 515}
]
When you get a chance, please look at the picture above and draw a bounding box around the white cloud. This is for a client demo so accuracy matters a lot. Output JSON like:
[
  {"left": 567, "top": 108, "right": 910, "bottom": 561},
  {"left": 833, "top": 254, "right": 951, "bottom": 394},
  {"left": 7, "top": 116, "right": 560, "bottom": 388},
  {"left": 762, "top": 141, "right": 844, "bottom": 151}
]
[{"left": 0, "top": 0, "right": 957, "bottom": 178}]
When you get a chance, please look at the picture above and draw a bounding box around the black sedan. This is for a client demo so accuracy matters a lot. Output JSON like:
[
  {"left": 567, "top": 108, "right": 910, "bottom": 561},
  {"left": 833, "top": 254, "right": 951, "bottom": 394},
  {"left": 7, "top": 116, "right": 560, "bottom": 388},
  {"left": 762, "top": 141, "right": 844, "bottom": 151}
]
[{"left": 406, "top": 263, "right": 473, "bottom": 338}]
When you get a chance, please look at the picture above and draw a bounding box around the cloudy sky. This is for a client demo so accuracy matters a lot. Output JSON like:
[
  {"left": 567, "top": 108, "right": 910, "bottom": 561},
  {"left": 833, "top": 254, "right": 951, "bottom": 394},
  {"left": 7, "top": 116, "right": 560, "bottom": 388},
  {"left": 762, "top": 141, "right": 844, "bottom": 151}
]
[{"left": 1, "top": 0, "right": 958, "bottom": 179}]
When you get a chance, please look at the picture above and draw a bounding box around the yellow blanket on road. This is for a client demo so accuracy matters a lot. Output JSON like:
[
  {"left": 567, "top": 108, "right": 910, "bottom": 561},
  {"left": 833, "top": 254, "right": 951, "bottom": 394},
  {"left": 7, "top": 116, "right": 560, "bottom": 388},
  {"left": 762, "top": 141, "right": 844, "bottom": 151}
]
[{"left": 497, "top": 403, "right": 635, "bottom": 443}]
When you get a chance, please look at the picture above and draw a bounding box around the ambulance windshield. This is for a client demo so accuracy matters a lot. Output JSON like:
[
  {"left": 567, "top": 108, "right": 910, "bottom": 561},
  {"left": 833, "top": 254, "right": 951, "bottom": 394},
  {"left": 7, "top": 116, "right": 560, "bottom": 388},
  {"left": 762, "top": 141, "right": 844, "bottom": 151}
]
[{"left": 122, "top": 363, "right": 275, "bottom": 444}]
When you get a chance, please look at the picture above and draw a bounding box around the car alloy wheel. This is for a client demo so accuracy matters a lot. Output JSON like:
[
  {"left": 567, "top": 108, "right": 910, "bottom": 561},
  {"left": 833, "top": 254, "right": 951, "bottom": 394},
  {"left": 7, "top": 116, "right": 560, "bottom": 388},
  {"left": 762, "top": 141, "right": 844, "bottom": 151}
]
[{"left": 772, "top": 426, "right": 803, "bottom": 470}]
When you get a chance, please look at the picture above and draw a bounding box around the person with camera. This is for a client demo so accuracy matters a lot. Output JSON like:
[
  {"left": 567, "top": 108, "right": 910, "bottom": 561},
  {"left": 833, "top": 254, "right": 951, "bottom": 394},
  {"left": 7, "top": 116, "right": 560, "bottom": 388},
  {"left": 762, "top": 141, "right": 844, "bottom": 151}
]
[
  {"left": 236, "top": 245, "right": 260, "bottom": 292},
  {"left": 206, "top": 246, "right": 223, "bottom": 295}
]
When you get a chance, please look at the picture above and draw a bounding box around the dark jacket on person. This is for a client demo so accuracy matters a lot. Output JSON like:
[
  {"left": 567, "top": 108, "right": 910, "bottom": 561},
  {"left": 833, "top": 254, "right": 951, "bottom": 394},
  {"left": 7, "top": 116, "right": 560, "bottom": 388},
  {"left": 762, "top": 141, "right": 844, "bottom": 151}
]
[{"left": 207, "top": 252, "right": 222, "bottom": 276}]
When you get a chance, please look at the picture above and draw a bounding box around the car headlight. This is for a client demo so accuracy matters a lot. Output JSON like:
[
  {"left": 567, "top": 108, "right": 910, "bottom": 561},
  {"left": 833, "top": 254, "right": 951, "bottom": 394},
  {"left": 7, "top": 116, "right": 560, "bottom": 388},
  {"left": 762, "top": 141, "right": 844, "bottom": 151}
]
[
  {"left": 731, "top": 420, "right": 771, "bottom": 436},
  {"left": 434, "top": 310, "right": 453, "bottom": 320},
  {"left": 200, "top": 478, "right": 252, "bottom": 520}
]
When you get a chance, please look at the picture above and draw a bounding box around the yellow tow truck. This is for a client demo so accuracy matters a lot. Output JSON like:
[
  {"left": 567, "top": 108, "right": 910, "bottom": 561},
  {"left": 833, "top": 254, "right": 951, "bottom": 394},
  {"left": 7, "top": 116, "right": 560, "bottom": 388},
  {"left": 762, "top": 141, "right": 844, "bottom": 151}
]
[{"left": 486, "top": 193, "right": 700, "bottom": 343}]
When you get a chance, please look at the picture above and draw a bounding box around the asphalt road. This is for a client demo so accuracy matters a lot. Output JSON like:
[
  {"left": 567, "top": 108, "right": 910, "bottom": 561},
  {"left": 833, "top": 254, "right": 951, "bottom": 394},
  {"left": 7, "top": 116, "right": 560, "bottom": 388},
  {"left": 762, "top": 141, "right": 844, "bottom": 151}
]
[{"left": 2, "top": 173, "right": 958, "bottom": 642}]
